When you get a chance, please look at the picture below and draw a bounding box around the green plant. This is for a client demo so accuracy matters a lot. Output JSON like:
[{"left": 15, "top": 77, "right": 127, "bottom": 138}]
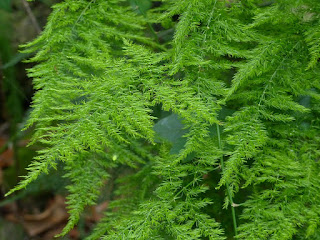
[{"left": 7, "top": 0, "right": 320, "bottom": 239}]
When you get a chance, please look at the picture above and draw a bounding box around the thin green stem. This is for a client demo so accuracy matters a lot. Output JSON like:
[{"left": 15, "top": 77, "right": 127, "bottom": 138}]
[
  {"left": 133, "top": 0, "right": 159, "bottom": 43},
  {"left": 216, "top": 124, "right": 238, "bottom": 237}
]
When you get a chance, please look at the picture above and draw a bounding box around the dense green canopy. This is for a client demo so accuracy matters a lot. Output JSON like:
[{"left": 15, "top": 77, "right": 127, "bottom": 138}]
[{"left": 8, "top": 0, "right": 320, "bottom": 239}]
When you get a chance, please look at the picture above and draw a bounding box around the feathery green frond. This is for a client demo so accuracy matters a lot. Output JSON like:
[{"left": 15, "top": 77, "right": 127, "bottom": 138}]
[{"left": 8, "top": 0, "right": 320, "bottom": 239}]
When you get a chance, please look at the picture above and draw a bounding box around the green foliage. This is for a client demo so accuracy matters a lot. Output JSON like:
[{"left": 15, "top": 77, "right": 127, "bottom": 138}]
[{"left": 7, "top": 0, "right": 320, "bottom": 239}]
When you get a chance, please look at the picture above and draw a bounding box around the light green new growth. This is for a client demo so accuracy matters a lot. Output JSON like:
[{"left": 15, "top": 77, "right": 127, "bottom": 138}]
[{"left": 7, "top": 0, "right": 320, "bottom": 239}]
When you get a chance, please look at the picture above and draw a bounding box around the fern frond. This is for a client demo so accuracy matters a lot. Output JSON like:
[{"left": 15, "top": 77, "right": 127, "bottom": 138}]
[{"left": 10, "top": 0, "right": 320, "bottom": 239}]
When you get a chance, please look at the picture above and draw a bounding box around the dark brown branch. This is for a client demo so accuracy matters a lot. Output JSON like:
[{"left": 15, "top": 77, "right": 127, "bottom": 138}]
[{"left": 21, "top": 0, "right": 41, "bottom": 34}]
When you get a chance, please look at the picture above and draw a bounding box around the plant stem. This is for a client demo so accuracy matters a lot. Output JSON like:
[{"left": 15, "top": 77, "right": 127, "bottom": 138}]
[
  {"left": 216, "top": 124, "right": 238, "bottom": 237},
  {"left": 133, "top": 0, "right": 159, "bottom": 43},
  {"left": 22, "top": 0, "right": 41, "bottom": 34}
]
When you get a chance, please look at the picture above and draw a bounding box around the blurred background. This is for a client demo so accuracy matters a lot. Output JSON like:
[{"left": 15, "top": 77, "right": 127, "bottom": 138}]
[{"left": 0, "top": 0, "right": 110, "bottom": 239}]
